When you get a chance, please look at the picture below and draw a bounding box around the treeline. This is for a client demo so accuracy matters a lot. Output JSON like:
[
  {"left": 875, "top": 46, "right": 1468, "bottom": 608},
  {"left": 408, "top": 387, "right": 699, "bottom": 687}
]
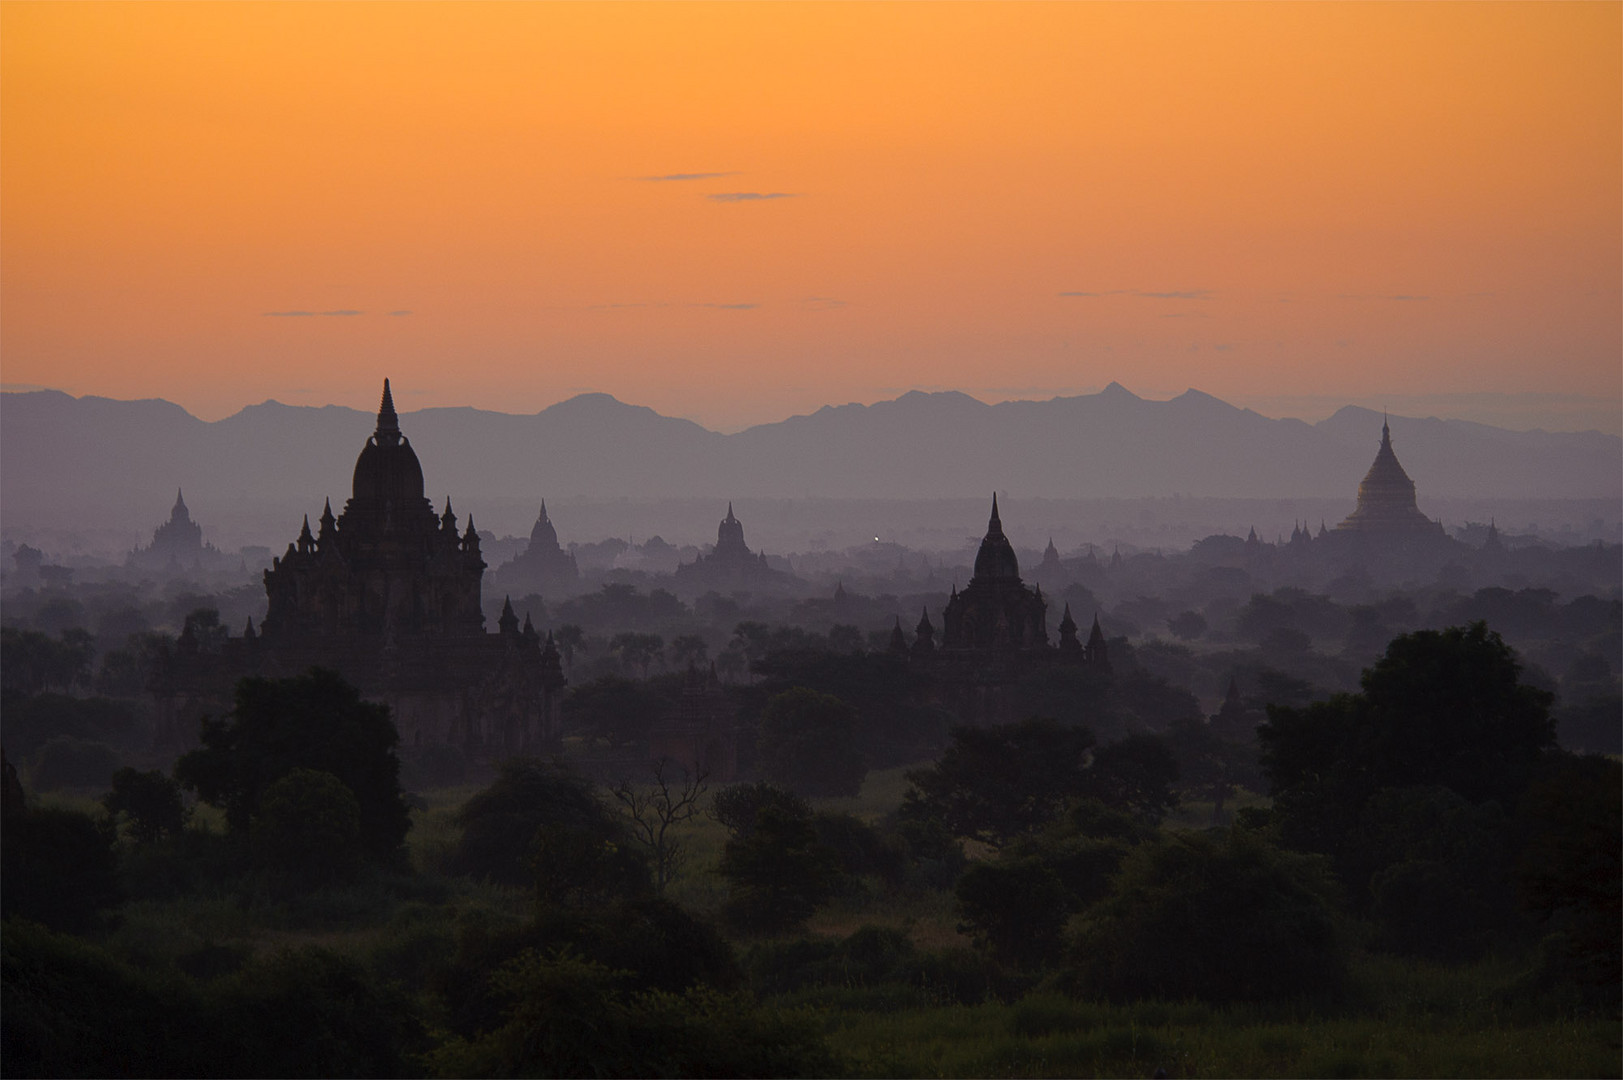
[{"left": 4, "top": 620, "right": 1619, "bottom": 1076}]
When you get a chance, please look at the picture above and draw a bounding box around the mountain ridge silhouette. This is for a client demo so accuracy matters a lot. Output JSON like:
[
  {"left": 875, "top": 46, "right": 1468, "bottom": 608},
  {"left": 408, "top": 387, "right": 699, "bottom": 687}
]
[{"left": 3, "top": 386, "right": 1616, "bottom": 531}]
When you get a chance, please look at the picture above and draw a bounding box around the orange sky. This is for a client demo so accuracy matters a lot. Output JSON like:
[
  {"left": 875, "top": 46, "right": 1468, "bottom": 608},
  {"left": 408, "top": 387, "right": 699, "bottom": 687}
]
[{"left": 3, "top": 2, "right": 1618, "bottom": 430}]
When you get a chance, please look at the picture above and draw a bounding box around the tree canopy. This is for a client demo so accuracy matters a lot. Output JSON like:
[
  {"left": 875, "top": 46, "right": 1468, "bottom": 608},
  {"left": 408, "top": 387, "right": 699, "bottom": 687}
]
[
  {"left": 756, "top": 687, "right": 867, "bottom": 798},
  {"left": 1259, "top": 622, "right": 1555, "bottom": 860},
  {"left": 174, "top": 668, "right": 411, "bottom": 864}
]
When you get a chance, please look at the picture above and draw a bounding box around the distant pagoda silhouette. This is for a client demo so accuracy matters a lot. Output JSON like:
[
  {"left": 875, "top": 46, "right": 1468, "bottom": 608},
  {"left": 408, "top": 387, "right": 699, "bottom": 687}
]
[
  {"left": 490, "top": 499, "right": 580, "bottom": 597},
  {"left": 1335, "top": 418, "right": 1444, "bottom": 536},
  {"left": 940, "top": 494, "right": 1049, "bottom": 651},
  {"left": 673, "top": 502, "right": 797, "bottom": 593},
  {"left": 128, "top": 488, "right": 220, "bottom": 570}
]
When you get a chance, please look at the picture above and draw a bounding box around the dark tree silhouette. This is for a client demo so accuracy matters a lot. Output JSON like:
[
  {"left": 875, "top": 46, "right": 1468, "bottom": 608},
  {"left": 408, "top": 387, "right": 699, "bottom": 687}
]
[
  {"left": 717, "top": 804, "right": 839, "bottom": 934},
  {"left": 102, "top": 767, "right": 188, "bottom": 844},
  {"left": 756, "top": 687, "right": 867, "bottom": 798},
  {"left": 1260, "top": 622, "right": 1555, "bottom": 850},
  {"left": 174, "top": 668, "right": 410, "bottom": 864},
  {"left": 904, "top": 718, "right": 1096, "bottom": 848}
]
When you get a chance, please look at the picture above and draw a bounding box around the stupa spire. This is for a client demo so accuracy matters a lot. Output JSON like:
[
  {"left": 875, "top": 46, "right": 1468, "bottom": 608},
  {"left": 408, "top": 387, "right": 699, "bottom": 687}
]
[{"left": 376, "top": 378, "right": 401, "bottom": 443}]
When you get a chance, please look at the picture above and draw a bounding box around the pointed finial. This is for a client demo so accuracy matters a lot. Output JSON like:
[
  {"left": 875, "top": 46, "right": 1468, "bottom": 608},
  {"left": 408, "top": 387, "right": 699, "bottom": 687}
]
[
  {"left": 539, "top": 499, "right": 548, "bottom": 521},
  {"left": 990, "top": 492, "right": 1001, "bottom": 527},
  {"left": 376, "top": 378, "right": 400, "bottom": 439}
]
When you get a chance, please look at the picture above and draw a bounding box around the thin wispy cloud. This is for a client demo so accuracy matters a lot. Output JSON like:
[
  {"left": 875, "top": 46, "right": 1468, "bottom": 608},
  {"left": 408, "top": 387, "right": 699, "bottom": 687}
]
[
  {"left": 639, "top": 171, "right": 739, "bottom": 182},
  {"left": 802, "top": 296, "right": 848, "bottom": 309},
  {"left": 262, "top": 309, "right": 364, "bottom": 317},
  {"left": 386, "top": 310, "right": 413, "bottom": 316},
  {"left": 1058, "top": 289, "right": 1211, "bottom": 300},
  {"left": 708, "top": 192, "right": 799, "bottom": 202},
  {"left": 690, "top": 302, "right": 759, "bottom": 310}
]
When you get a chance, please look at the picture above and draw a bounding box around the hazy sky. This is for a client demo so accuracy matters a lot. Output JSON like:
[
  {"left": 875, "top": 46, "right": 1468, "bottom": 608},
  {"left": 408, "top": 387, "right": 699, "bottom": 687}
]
[{"left": 3, "top": 3, "right": 1619, "bottom": 432}]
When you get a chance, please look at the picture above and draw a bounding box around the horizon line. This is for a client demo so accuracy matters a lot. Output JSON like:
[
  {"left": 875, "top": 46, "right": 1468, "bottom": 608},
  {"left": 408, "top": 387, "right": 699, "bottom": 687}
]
[{"left": 1, "top": 382, "right": 1617, "bottom": 439}]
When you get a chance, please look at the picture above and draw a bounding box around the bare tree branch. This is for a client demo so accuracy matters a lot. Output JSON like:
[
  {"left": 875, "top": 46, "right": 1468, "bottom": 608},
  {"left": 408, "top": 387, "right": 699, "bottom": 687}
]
[{"left": 611, "top": 756, "right": 710, "bottom": 892}]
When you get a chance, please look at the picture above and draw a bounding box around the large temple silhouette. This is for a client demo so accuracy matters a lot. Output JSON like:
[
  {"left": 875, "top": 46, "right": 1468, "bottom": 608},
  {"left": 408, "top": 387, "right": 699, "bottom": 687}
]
[
  {"left": 1334, "top": 418, "right": 1445, "bottom": 536},
  {"left": 153, "top": 381, "right": 565, "bottom": 754},
  {"left": 891, "top": 496, "right": 1110, "bottom": 722}
]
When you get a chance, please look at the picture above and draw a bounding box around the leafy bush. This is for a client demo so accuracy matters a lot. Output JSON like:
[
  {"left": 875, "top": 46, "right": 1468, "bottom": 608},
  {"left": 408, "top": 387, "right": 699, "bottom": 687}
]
[
  {"left": 252, "top": 768, "right": 364, "bottom": 892},
  {"left": 201, "top": 946, "right": 423, "bottom": 1077},
  {"left": 905, "top": 718, "right": 1096, "bottom": 847},
  {"left": 1355, "top": 786, "right": 1525, "bottom": 962},
  {"left": 757, "top": 687, "right": 867, "bottom": 797},
  {"left": 424, "top": 949, "right": 835, "bottom": 1078},
  {"left": 447, "top": 757, "right": 645, "bottom": 894},
  {"left": 957, "top": 857, "right": 1075, "bottom": 967},
  {"left": 2, "top": 922, "right": 419, "bottom": 1078},
  {"left": 3, "top": 694, "right": 141, "bottom": 761},
  {"left": 812, "top": 811, "right": 906, "bottom": 885},
  {"left": 718, "top": 805, "right": 839, "bottom": 934},
  {"left": 1, "top": 805, "right": 120, "bottom": 933},
  {"left": 1516, "top": 752, "right": 1621, "bottom": 1006},
  {"left": 712, "top": 781, "right": 810, "bottom": 837},
  {"left": 1069, "top": 829, "right": 1347, "bottom": 1003},
  {"left": 29, "top": 736, "right": 120, "bottom": 792},
  {"left": 103, "top": 766, "right": 189, "bottom": 844}
]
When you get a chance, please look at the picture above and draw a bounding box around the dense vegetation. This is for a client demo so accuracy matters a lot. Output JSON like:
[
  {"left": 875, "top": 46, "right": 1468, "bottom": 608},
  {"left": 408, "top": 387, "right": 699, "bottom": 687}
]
[{"left": 2, "top": 616, "right": 1619, "bottom": 1078}]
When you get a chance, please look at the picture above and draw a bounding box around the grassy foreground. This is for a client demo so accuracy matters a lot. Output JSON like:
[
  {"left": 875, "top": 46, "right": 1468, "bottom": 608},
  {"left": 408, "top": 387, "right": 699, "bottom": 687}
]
[{"left": 815, "top": 980, "right": 1619, "bottom": 1078}]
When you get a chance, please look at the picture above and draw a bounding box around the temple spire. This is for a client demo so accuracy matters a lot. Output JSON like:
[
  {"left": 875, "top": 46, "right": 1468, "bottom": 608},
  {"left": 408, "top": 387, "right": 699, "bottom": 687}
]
[
  {"left": 988, "top": 493, "right": 1002, "bottom": 533},
  {"left": 376, "top": 378, "right": 401, "bottom": 443}
]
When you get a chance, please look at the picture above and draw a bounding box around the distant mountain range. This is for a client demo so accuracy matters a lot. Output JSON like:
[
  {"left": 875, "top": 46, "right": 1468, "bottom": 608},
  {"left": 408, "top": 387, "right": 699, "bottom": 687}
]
[{"left": 3, "top": 384, "right": 1618, "bottom": 533}]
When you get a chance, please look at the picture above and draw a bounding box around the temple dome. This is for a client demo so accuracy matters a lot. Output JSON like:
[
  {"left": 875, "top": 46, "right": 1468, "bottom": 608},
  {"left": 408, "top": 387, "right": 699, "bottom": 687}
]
[
  {"left": 1336, "top": 419, "right": 1441, "bottom": 535},
  {"left": 971, "top": 495, "right": 1021, "bottom": 581},
  {"left": 351, "top": 379, "right": 426, "bottom": 505},
  {"left": 529, "top": 501, "right": 560, "bottom": 551}
]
